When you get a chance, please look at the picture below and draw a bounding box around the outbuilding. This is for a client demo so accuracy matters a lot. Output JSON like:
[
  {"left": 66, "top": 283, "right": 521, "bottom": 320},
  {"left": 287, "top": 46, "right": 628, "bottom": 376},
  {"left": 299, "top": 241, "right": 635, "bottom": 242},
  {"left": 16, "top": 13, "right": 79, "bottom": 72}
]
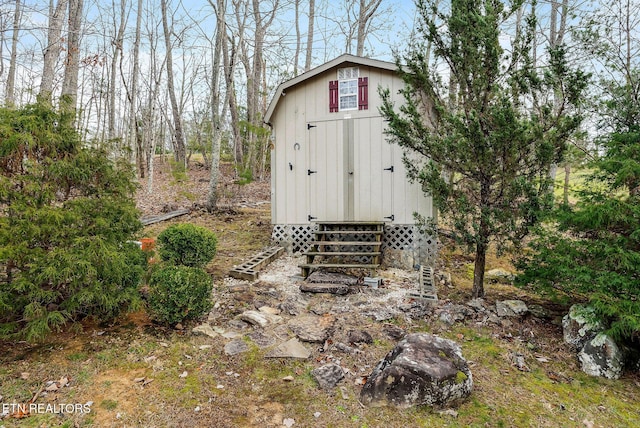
[{"left": 265, "top": 54, "right": 437, "bottom": 269}]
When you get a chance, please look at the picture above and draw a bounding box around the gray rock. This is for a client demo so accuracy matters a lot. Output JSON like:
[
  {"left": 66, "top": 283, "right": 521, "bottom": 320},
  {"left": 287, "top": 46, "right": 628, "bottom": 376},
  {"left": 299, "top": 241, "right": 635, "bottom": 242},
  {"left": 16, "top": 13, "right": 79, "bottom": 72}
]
[
  {"left": 496, "top": 300, "right": 529, "bottom": 317},
  {"left": 366, "top": 308, "right": 398, "bottom": 322},
  {"left": 307, "top": 271, "right": 359, "bottom": 285},
  {"left": 311, "top": 363, "right": 345, "bottom": 390},
  {"left": 278, "top": 298, "right": 306, "bottom": 316},
  {"left": 466, "top": 298, "right": 486, "bottom": 312},
  {"left": 227, "top": 319, "right": 250, "bottom": 330},
  {"left": 247, "top": 331, "right": 276, "bottom": 348},
  {"left": 438, "top": 303, "right": 474, "bottom": 325},
  {"left": 485, "top": 268, "right": 515, "bottom": 283},
  {"left": 578, "top": 333, "right": 624, "bottom": 380},
  {"left": 238, "top": 310, "right": 282, "bottom": 328},
  {"left": 562, "top": 305, "right": 604, "bottom": 349},
  {"left": 300, "top": 283, "right": 350, "bottom": 295},
  {"left": 347, "top": 330, "right": 373, "bottom": 344},
  {"left": 382, "top": 323, "right": 406, "bottom": 340},
  {"left": 288, "top": 314, "right": 335, "bottom": 343},
  {"left": 360, "top": 333, "right": 473, "bottom": 408},
  {"left": 192, "top": 324, "right": 218, "bottom": 338},
  {"left": 265, "top": 338, "right": 311, "bottom": 359},
  {"left": 528, "top": 304, "right": 550, "bottom": 319},
  {"left": 224, "top": 339, "right": 250, "bottom": 356}
]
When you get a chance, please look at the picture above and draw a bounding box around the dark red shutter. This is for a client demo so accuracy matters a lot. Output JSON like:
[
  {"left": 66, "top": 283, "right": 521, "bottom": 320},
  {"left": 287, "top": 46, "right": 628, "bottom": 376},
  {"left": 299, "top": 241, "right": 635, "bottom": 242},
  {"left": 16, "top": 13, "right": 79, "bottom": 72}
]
[
  {"left": 329, "top": 80, "right": 339, "bottom": 112},
  {"left": 358, "top": 77, "right": 368, "bottom": 110}
]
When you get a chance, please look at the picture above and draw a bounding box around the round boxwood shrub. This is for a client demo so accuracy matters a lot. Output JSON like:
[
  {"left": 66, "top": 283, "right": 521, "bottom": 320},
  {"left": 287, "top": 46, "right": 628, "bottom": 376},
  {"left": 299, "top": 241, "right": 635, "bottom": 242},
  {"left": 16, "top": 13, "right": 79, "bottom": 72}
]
[
  {"left": 157, "top": 223, "right": 218, "bottom": 268},
  {"left": 147, "top": 265, "right": 213, "bottom": 325}
]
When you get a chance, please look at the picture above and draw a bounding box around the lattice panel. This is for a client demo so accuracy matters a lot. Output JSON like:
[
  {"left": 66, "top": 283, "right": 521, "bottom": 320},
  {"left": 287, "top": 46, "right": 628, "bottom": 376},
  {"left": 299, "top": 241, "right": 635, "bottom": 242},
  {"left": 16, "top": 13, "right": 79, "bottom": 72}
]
[
  {"left": 271, "top": 224, "right": 317, "bottom": 254},
  {"left": 383, "top": 225, "right": 438, "bottom": 267}
]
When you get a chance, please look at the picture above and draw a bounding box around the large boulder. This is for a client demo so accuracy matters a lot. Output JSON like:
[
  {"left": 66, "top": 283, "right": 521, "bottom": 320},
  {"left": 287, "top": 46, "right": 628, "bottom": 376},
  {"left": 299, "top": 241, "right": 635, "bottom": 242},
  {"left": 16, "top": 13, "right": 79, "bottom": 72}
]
[
  {"left": 562, "top": 305, "right": 604, "bottom": 349},
  {"left": 360, "top": 333, "right": 473, "bottom": 408},
  {"left": 578, "top": 333, "right": 625, "bottom": 380}
]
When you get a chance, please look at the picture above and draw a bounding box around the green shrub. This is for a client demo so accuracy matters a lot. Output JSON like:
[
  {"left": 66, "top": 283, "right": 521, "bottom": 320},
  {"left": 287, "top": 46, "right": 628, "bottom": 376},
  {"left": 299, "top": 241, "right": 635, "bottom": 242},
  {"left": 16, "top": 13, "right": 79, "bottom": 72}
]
[
  {"left": 157, "top": 223, "right": 217, "bottom": 268},
  {"left": 147, "top": 265, "right": 213, "bottom": 325},
  {"left": 0, "top": 103, "right": 144, "bottom": 341}
]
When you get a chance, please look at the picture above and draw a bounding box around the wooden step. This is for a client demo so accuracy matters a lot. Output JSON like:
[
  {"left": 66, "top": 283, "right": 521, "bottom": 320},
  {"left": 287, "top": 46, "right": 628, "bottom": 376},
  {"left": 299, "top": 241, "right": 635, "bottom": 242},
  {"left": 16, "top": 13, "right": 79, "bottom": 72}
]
[
  {"left": 313, "top": 241, "right": 382, "bottom": 246},
  {"left": 304, "top": 251, "right": 381, "bottom": 257},
  {"left": 299, "top": 263, "right": 380, "bottom": 269}
]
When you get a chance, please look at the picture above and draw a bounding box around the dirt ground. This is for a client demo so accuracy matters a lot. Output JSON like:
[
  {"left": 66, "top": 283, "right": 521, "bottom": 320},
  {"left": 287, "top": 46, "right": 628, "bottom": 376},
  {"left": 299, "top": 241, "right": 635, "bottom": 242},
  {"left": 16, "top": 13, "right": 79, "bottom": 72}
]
[{"left": 1, "top": 158, "right": 640, "bottom": 427}]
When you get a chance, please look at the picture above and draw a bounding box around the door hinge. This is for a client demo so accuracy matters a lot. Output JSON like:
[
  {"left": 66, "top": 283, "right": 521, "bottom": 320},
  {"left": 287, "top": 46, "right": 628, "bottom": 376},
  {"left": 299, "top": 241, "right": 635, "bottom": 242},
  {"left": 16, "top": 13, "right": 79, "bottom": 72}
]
[
  {"left": 384, "top": 214, "right": 395, "bottom": 221},
  {"left": 384, "top": 165, "right": 394, "bottom": 172},
  {"left": 307, "top": 169, "right": 317, "bottom": 175},
  {"left": 307, "top": 123, "right": 317, "bottom": 130},
  {"left": 308, "top": 215, "right": 317, "bottom": 221}
]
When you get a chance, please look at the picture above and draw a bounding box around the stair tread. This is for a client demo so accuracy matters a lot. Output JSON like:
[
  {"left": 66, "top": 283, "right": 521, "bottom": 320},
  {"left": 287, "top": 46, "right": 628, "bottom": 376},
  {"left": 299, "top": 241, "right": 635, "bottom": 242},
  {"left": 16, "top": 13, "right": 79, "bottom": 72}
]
[
  {"left": 312, "top": 241, "right": 382, "bottom": 246},
  {"left": 304, "top": 251, "right": 381, "bottom": 256},
  {"left": 299, "top": 263, "right": 380, "bottom": 268}
]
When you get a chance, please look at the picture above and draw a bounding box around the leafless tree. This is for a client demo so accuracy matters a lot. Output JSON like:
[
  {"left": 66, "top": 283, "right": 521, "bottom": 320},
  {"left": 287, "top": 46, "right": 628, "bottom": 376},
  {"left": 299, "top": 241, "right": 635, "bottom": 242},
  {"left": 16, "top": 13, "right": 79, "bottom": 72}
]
[{"left": 5, "top": 0, "right": 21, "bottom": 106}]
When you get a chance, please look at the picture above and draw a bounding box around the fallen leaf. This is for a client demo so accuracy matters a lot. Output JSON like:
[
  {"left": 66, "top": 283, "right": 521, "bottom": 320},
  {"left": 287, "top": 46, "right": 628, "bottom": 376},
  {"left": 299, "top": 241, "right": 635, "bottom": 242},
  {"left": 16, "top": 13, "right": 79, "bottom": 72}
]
[
  {"left": 45, "top": 383, "right": 59, "bottom": 392},
  {"left": 20, "top": 372, "right": 30, "bottom": 380},
  {"left": 283, "top": 418, "right": 295, "bottom": 427},
  {"left": 58, "top": 377, "right": 69, "bottom": 387}
]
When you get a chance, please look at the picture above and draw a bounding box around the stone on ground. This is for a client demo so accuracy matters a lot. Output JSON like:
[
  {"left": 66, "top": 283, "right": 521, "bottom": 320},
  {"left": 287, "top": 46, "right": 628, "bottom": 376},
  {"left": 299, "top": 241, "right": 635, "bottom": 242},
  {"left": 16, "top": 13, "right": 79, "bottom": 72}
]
[
  {"left": 224, "top": 339, "right": 250, "bottom": 356},
  {"left": 311, "top": 363, "right": 345, "bottom": 390},
  {"left": 288, "top": 314, "right": 335, "bottom": 343},
  {"left": 562, "top": 304, "right": 604, "bottom": 349},
  {"left": 578, "top": 333, "right": 625, "bottom": 380},
  {"left": 191, "top": 324, "right": 218, "bottom": 338},
  {"left": 496, "top": 300, "right": 529, "bottom": 317},
  {"left": 360, "top": 333, "right": 473, "bottom": 408},
  {"left": 300, "top": 283, "right": 350, "bottom": 295},
  {"left": 265, "top": 338, "right": 311, "bottom": 359}
]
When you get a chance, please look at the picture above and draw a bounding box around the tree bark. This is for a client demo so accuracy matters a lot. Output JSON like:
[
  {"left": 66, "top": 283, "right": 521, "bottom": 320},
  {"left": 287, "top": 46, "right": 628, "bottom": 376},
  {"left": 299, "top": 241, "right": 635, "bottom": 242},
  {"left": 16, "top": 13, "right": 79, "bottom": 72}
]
[
  {"left": 304, "top": 0, "right": 315, "bottom": 71},
  {"left": 132, "top": 0, "right": 143, "bottom": 177},
  {"left": 356, "top": 0, "right": 383, "bottom": 56},
  {"left": 161, "top": 0, "right": 186, "bottom": 166},
  {"left": 109, "top": 0, "right": 126, "bottom": 141},
  {"left": 61, "top": 0, "right": 84, "bottom": 117},
  {"left": 206, "top": 0, "right": 228, "bottom": 211},
  {"left": 40, "top": 0, "right": 69, "bottom": 103},
  {"left": 5, "top": 0, "right": 22, "bottom": 106}
]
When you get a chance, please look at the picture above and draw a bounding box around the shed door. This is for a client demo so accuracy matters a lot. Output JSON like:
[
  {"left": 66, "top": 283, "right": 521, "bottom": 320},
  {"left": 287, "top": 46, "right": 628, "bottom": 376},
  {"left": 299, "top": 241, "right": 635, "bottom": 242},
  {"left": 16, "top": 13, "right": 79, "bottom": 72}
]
[
  {"left": 307, "top": 119, "right": 346, "bottom": 221},
  {"left": 352, "top": 117, "right": 394, "bottom": 222}
]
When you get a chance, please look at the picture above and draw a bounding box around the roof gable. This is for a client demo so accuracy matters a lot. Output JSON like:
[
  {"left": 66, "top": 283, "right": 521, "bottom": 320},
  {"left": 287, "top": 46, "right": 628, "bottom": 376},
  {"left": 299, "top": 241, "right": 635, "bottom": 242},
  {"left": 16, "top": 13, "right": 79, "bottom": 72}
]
[{"left": 264, "top": 54, "right": 397, "bottom": 124}]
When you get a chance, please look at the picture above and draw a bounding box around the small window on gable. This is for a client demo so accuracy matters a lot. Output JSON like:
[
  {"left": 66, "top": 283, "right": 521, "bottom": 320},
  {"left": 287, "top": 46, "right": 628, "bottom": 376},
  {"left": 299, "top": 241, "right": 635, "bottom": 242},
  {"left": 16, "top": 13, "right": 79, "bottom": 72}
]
[
  {"left": 329, "top": 67, "right": 368, "bottom": 113},
  {"left": 338, "top": 67, "right": 359, "bottom": 111}
]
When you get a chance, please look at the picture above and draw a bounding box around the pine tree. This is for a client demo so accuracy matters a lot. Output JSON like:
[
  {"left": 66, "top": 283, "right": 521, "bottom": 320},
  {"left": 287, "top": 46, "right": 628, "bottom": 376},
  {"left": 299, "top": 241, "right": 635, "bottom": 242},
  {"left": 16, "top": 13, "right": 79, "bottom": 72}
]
[
  {"left": 380, "top": 0, "right": 588, "bottom": 297},
  {"left": 517, "top": 71, "right": 640, "bottom": 341},
  {"left": 0, "top": 104, "right": 145, "bottom": 341}
]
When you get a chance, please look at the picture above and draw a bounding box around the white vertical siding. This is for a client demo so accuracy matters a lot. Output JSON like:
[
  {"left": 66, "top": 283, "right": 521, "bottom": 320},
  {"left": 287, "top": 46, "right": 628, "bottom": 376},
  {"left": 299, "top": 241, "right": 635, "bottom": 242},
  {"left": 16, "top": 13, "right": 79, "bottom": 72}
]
[{"left": 270, "top": 61, "right": 433, "bottom": 226}]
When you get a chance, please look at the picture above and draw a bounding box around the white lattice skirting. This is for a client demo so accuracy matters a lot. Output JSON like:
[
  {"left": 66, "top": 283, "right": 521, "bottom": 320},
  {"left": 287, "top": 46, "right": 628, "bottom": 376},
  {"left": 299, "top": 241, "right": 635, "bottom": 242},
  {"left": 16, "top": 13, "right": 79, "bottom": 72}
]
[{"left": 271, "top": 224, "right": 438, "bottom": 269}]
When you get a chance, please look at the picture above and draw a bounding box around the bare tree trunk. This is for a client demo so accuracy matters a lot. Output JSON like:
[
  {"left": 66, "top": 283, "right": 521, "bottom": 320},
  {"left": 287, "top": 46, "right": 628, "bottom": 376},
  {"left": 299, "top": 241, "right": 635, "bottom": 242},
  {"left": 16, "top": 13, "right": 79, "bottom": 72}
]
[
  {"left": 132, "top": 0, "right": 143, "bottom": 177},
  {"left": 40, "top": 0, "right": 69, "bottom": 103},
  {"left": 356, "top": 0, "right": 382, "bottom": 56},
  {"left": 206, "top": 0, "right": 228, "bottom": 211},
  {"left": 5, "top": 0, "right": 22, "bottom": 106},
  {"left": 294, "top": 0, "right": 300, "bottom": 75},
  {"left": 305, "top": 0, "right": 315, "bottom": 71},
  {"left": 161, "top": 0, "right": 186, "bottom": 166},
  {"left": 109, "top": 0, "right": 126, "bottom": 141},
  {"left": 61, "top": 0, "right": 83, "bottom": 117}
]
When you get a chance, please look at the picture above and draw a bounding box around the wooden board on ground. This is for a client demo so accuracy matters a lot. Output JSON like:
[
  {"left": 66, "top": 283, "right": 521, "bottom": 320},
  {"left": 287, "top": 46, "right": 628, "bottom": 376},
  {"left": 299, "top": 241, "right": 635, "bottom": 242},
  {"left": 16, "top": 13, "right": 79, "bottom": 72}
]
[
  {"left": 141, "top": 209, "right": 191, "bottom": 226},
  {"left": 229, "top": 247, "right": 284, "bottom": 280}
]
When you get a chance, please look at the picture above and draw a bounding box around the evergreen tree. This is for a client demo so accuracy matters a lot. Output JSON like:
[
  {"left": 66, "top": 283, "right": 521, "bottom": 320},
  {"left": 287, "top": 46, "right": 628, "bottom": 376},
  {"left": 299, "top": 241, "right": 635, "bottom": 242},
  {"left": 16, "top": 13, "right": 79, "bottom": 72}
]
[
  {"left": 380, "top": 0, "right": 588, "bottom": 297},
  {"left": 517, "top": 71, "right": 640, "bottom": 341},
  {"left": 0, "top": 104, "right": 145, "bottom": 341}
]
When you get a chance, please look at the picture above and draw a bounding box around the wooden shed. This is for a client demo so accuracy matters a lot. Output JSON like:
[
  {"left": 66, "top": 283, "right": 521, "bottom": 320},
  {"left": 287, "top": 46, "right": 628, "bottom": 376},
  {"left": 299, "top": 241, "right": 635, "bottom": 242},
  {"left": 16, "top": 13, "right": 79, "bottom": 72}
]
[{"left": 265, "top": 54, "right": 437, "bottom": 271}]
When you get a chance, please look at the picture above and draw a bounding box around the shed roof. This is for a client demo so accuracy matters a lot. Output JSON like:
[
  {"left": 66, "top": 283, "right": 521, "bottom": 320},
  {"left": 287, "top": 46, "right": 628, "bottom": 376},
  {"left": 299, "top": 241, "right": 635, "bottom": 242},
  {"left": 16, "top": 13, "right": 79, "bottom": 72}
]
[{"left": 264, "top": 54, "right": 397, "bottom": 125}]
